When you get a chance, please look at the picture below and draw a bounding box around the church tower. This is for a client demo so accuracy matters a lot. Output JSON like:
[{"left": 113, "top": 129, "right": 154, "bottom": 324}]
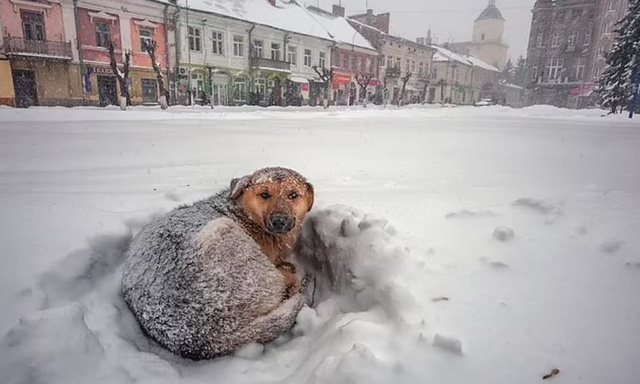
[
  {"left": 449, "top": 0, "right": 509, "bottom": 69},
  {"left": 473, "top": 0, "right": 505, "bottom": 44}
]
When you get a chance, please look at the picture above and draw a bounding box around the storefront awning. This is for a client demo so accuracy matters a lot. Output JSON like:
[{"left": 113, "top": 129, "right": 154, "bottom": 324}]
[{"left": 289, "top": 76, "right": 310, "bottom": 84}]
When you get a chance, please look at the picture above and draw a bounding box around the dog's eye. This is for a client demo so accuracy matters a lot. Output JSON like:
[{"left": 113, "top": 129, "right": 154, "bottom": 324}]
[
  {"left": 260, "top": 192, "right": 271, "bottom": 200},
  {"left": 289, "top": 192, "right": 299, "bottom": 200}
]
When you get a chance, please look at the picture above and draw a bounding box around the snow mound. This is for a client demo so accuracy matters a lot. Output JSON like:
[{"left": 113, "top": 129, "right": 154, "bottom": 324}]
[{"left": 0, "top": 205, "right": 456, "bottom": 384}]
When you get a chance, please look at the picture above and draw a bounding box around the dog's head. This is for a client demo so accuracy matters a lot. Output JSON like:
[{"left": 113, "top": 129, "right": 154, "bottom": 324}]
[{"left": 229, "top": 167, "right": 314, "bottom": 236}]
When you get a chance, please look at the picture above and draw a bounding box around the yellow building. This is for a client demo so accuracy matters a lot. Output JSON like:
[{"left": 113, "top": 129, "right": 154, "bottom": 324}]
[{"left": 0, "top": 59, "right": 15, "bottom": 106}]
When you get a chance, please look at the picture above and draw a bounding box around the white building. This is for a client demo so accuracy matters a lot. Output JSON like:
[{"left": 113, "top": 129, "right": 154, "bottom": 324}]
[{"left": 174, "top": 0, "right": 362, "bottom": 106}]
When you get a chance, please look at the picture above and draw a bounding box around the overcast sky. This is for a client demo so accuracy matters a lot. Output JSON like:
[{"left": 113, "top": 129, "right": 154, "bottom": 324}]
[{"left": 312, "top": 0, "right": 537, "bottom": 60}]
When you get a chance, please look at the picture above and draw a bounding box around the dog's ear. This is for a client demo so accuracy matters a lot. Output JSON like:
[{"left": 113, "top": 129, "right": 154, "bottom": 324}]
[
  {"left": 229, "top": 176, "right": 251, "bottom": 200},
  {"left": 305, "top": 182, "right": 315, "bottom": 212}
]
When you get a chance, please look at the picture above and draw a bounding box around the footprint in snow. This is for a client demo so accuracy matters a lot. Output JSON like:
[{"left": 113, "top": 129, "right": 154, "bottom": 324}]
[
  {"left": 492, "top": 226, "right": 515, "bottom": 242},
  {"left": 599, "top": 240, "right": 624, "bottom": 254}
]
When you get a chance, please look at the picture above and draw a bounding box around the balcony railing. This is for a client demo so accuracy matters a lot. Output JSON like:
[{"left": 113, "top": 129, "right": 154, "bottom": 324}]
[
  {"left": 3, "top": 37, "right": 72, "bottom": 60},
  {"left": 250, "top": 57, "right": 291, "bottom": 72}
]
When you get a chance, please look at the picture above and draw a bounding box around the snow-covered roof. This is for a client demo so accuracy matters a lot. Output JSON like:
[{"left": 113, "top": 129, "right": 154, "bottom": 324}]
[
  {"left": 432, "top": 46, "right": 472, "bottom": 66},
  {"left": 431, "top": 45, "right": 500, "bottom": 72},
  {"left": 177, "top": 0, "right": 375, "bottom": 51},
  {"left": 464, "top": 55, "right": 500, "bottom": 72}
]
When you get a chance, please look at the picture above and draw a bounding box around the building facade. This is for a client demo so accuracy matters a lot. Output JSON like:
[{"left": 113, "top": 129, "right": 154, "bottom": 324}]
[
  {"left": 524, "top": 0, "right": 628, "bottom": 108},
  {"left": 346, "top": 9, "right": 435, "bottom": 104},
  {"left": 449, "top": 0, "right": 509, "bottom": 70}
]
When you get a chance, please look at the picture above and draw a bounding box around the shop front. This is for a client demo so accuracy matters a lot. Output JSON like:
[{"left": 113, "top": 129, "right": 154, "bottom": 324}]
[{"left": 332, "top": 71, "right": 352, "bottom": 106}]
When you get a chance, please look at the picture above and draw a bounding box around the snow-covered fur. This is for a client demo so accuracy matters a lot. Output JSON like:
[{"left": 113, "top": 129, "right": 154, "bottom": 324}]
[{"left": 122, "top": 168, "right": 311, "bottom": 360}]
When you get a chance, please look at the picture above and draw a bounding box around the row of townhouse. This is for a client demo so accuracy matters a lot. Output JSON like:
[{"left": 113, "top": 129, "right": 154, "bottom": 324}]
[
  {"left": 348, "top": 8, "right": 518, "bottom": 106},
  {"left": 0, "top": 0, "right": 171, "bottom": 107},
  {"left": 0, "top": 0, "right": 381, "bottom": 108}
]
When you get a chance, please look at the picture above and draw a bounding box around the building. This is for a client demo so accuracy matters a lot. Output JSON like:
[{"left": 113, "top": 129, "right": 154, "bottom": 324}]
[
  {"left": 1, "top": 0, "right": 77, "bottom": 107},
  {"left": 448, "top": 0, "right": 509, "bottom": 70},
  {"left": 307, "top": 5, "right": 380, "bottom": 106},
  {"left": 524, "top": 0, "right": 628, "bottom": 108},
  {"left": 73, "top": 0, "right": 172, "bottom": 106},
  {"left": 346, "top": 9, "right": 436, "bottom": 104},
  {"left": 172, "top": 0, "right": 375, "bottom": 106}
]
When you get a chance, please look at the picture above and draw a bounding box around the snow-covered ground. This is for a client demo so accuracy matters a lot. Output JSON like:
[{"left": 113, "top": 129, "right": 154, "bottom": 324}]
[{"left": 0, "top": 105, "right": 639, "bottom": 384}]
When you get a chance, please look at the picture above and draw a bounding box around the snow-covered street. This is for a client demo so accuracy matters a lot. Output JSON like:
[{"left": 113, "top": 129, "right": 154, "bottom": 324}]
[{"left": 0, "top": 105, "right": 639, "bottom": 384}]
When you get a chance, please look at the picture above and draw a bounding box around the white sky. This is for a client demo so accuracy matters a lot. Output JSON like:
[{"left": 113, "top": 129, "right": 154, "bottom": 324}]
[{"left": 312, "top": 0, "right": 537, "bottom": 60}]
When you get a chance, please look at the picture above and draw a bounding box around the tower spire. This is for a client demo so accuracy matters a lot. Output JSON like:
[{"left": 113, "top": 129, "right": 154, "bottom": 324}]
[{"left": 489, "top": 0, "right": 496, "bottom": 5}]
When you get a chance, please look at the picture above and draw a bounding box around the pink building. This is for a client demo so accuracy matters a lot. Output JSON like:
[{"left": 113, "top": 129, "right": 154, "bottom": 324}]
[{"left": 0, "top": 0, "right": 76, "bottom": 107}]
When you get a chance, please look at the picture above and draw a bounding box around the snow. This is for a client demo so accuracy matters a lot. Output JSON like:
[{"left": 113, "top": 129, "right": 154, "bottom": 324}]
[
  {"left": 178, "top": 0, "right": 375, "bottom": 51},
  {"left": 432, "top": 45, "right": 500, "bottom": 72},
  {"left": 1, "top": 105, "right": 640, "bottom": 383}
]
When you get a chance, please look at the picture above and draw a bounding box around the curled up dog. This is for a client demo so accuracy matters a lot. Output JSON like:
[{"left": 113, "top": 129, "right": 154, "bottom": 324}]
[{"left": 121, "top": 167, "right": 314, "bottom": 360}]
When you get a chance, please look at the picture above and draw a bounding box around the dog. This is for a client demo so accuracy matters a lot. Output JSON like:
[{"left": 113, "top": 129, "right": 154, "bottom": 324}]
[{"left": 121, "top": 167, "right": 314, "bottom": 360}]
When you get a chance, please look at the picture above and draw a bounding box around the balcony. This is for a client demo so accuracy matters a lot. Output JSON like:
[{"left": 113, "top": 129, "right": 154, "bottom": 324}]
[
  {"left": 250, "top": 57, "right": 290, "bottom": 72},
  {"left": 3, "top": 37, "right": 72, "bottom": 60}
]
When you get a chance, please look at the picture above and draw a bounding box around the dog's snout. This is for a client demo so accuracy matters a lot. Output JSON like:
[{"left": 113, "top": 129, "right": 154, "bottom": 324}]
[{"left": 268, "top": 215, "right": 294, "bottom": 235}]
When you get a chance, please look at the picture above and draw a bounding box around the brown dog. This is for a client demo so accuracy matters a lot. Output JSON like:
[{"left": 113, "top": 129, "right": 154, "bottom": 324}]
[
  {"left": 229, "top": 167, "right": 314, "bottom": 294},
  {"left": 122, "top": 167, "right": 314, "bottom": 359}
]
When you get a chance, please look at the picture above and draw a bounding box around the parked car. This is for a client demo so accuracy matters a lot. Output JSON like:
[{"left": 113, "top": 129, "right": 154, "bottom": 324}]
[{"left": 475, "top": 98, "right": 496, "bottom": 107}]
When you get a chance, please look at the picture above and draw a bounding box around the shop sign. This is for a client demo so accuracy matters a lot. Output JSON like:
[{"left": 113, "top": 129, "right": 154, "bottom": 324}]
[{"left": 332, "top": 72, "right": 352, "bottom": 86}]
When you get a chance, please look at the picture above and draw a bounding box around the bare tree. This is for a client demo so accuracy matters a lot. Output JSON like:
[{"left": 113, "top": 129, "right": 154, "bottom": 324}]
[
  {"left": 356, "top": 73, "right": 374, "bottom": 107},
  {"left": 398, "top": 71, "right": 412, "bottom": 106},
  {"left": 143, "top": 40, "right": 169, "bottom": 110},
  {"left": 313, "top": 66, "right": 333, "bottom": 109},
  {"left": 108, "top": 42, "right": 131, "bottom": 110}
]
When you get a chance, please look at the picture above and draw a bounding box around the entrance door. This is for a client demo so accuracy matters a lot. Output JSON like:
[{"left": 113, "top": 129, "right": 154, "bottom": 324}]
[
  {"left": 212, "top": 84, "right": 228, "bottom": 106},
  {"left": 13, "top": 70, "right": 38, "bottom": 108},
  {"left": 97, "top": 76, "right": 118, "bottom": 106}
]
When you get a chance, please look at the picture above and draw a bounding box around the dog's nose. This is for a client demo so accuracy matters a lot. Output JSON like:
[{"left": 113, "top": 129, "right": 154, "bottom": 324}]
[{"left": 269, "top": 215, "right": 293, "bottom": 234}]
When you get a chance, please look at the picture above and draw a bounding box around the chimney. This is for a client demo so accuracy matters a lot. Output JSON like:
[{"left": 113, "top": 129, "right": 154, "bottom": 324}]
[
  {"left": 267, "top": 0, "right": 275, "bottom": 5},
  {"left": 332, "top": 4, "right": 345, "bottom": 17},
  {"left": 376, "top": 13, "right": 390, "bottom": 34}
]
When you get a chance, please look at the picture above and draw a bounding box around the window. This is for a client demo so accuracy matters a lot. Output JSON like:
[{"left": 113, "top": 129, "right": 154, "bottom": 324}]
[
  {"left": 532, "top": 66, "right": 538, "bottom": 81},
  {"left": 343, "top": 53, "right": 349, "bottom": 68},
  {"left": 567, "top": 32, "right": 578, "bottom": 50},
  {"left": 96, "top": 22, "right": 110, "bottom": 48},
  {"left": 271, "top": 43, "right": 281, "bottom": 61},
  {"left": 332, "top": 51, "right": 340, "bottom": 67},
  {"left": 22, "top": 11, "right": 44, "bottom": 41},
  {"left": 361, "top": 57, "right": 366, "bottom": 72},
  {"left": 352, "top": 55, "right": 357, "bottom": 71},
  {"left": 601, "top": 22, "right": 613, "bottom": 34},
  {"left": 140, "top": 29, "right": 153, "bottom": 52},
  {"left": 233, "top": 35, "right": 244, "bottom": 57},
  {"left": 213, "top": 31, "right": 224, "bottom": 55},
  {"left": 380, "top": 55, "right": 386, "bottom": 67},
  {"left": 395, "top": 57, "right": 401, "bottom": 68},
  {"left": 188, "top": 27, "right": 201, "bottom": 52},
  {"left": 557, "top": 11, "right": 565, "bottom": 21},
  {"left": 141, "top": 79, "right": 158, "bottom": 103},
  {"left": 304, "top": 49, "right": 312, "bottom": 67},
  {"left": 387, "top": 56, "right": 393, "bottom": 68},
  {"left": 536, "top": 33, "right": 544, "bottom": 48},
  {"left": 551, "top": 33, "right": 561, "bottom": 48},
  {"left": 573, "top": 58, "right": 586, "bottom": 80},
  {"left": 252, "top": 40, "right": 263, "bottom": 58},
  {"left": 419, "top": 62, "right": 424, "bottom": 75},
  {"left": 287, "top": 45, "right": 297, "bottom": 65},
  {"left": 411, "top": 61, "right": 416, "bottom": 72},
  {"left": 319, "top": 51, "right": 326, "bottom": 68},
  {"left": 584, "top": 32, "right": 591, "bottom": 46},
  {"left": 368, "top": 58, "right": 373, "bottom": 74},
  {"left": 607, "top": 0, "right": 618, "bottom": 11},
  {"left": 481, "top": 33, "right": 485, "bottom": 41},
  {"left": 546, "top": 58, "right": 563, "bottom": 80},
  {"left": 431, "top": 68, "right": 437, "bottom": 79}
]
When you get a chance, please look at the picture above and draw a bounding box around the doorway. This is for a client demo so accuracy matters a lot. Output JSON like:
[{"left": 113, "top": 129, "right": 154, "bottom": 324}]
[
  {"left": 13, "top": 70, "right": 38, "bottom": 108},
  {"left": 97, "top": 76, "right": 118, "bottom": 106}
]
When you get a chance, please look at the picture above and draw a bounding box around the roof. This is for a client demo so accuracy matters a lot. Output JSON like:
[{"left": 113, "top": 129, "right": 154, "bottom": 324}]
[
  {"left": 476, "top": 4, "right": 504, "bottom": 21},
  {"left": 431, "top": 45, "right": 500, "bottom": 72},
  {"left": 177, "top": 0, "right": 375, "bottom": 51}
]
